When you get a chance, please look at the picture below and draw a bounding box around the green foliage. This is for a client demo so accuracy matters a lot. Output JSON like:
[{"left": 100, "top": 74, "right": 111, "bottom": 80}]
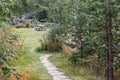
[
  {"left": 46, "top": 0, "right": 120, "bottom": 79},
  {"left": 49, "top": 53, "right": 105, "bottom": 80},
  {"left": 0, "top": 1, "right": 12, "bottom": 19},
  {"left": 36, "top": 26, "right": 71, "bottom": 52},
  {"left": 0, "top": 21, "right": 10, "bottom": 28},
  {"left": 36, "top": 8, "right": 48, "bottom": 21},
  {"left": 36, "top": 37, "right": 62, "bottom": 52},
  {"left": 68, "top": 50, "right": 80, "bottom": 65},
  {"left": 25, "top": 22, "right": 31, "bottom": 28},
  {"left": 9, "top": 28, "right": 52, "bottom": 80},
  {"left": 0, "top": 0, "right": 119, "bottom": 79},
  {"left": 10, "top": 0, "right": 40, "bottom": 15},
  {"left": 1, "top": 65, "right": 11, "bottom": 79},
  {"left": 48, "top": 26, "right": 67, "bottom": 41},
  {"left": 0, "top": 27, "right": 23, "bottom": 79},
  {"left": 30, "top": 24, "right": 34, "bottom": 28}
]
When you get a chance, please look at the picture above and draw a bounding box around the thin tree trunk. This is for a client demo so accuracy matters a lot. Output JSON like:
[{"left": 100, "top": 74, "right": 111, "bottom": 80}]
[
  {"left": 76, "top": 27, "right": 83, "bottom": 58},
  {"left": 80, "top": 29, "right": 83, "bottom": 58},
  {"left": 105, "top": 0, "right": 114, "bottom": 80}
]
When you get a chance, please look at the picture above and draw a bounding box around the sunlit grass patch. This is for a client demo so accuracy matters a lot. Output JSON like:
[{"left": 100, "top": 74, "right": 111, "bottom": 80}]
[{"left": 9, "top": 28, "right": 52, "bottom": 80}]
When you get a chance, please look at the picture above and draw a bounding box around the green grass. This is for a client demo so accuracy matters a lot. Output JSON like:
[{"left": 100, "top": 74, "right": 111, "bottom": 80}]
[
  {"left": 9, "top": 28, "right": 104, "bottom": 80},
  {"left": 49, "top": 53, "right": 105, "bottom": 80},
  {"left": 9, "top": 28, "right": 52, "bottom": 80}
]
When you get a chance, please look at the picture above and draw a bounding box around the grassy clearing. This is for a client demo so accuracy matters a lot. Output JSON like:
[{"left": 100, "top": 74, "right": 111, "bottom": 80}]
[
  {"left": 49, "top": 53, "right": 105, "bottom": 80},
  {"left": 9, "top": 28, "right": 52, "bottom": 80}
]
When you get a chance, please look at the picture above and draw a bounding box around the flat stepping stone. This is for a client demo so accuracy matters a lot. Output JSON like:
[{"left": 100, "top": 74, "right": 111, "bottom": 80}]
[
  {"left": 43, "top": 62, "right": 53, "bottom": 65},
  {"left": 46, "top": 67, "right": 58, "bottom": 71},
  {"left": 48, "top": 71, "right": 64, "bottom": 75},
  {"left": 43, "top": 63, "right": 54, "bottom": 67},
  {"left": 50, "top": 72, "right": 64, "bottom": 76},
  {"left": 40, "top": 54, "right": 71, "bottom": 80},
  {"left": 53, "top": 76, "right": 70, "bottom": 80}
]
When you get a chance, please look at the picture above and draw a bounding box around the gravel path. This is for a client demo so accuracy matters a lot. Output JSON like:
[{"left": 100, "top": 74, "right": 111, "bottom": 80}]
[{"left": 40, "top": 54, "right": 71, "bottom": 80}]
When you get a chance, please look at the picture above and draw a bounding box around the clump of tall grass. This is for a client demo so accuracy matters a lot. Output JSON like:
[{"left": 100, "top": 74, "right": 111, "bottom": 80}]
[
  {"left": 36, "top": 36, "right": 62, "bottom": 52},
  {"left": 25, "top": 22, "right": 31, "bottom": 28},
  {"left": 15, "top": 22, "right": 34, "bottom": 28},
  {"left": 25, "top": 21, "right": 34, "bottom": 28}
]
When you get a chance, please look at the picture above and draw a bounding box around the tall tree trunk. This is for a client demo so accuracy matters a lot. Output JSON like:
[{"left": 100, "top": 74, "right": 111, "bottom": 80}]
[
  {"left": 79, "top": 28, "right": 83, "bottom": 58},
  {"left": 76, "top": 27, "right": 83, "bottom": 58},
  {"left": 105, "top": 0, "right": 114, "bottom": 80}
]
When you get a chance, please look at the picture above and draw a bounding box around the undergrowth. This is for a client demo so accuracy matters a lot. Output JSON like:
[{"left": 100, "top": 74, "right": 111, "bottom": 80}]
[{"left": 49, "top": 53, "right": 105, "bottom": 80}]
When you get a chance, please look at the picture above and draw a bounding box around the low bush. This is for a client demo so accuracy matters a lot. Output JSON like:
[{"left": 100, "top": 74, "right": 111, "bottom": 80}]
[
  {"left": 44, "top": 23, "right": 53, "bottom": 28},
  {"left": 48, "top": 26, "right": 67, "bottom": 42},
  {"left": 30, "top": 24, "right": 34, "bottom": 28},
  {"left": 10, "top": 71, "right": 40, "bottom": 80},
  {"left": 36, "top": 37, "right": 62, "bottom": 52},
  {"left": 0, "top": 27, "right": 23, "bottom": 80},
  {"left": 68, "top": 50, "right": 81, "bottom": 65},
  {"left": 15, "top": 23, "right": 24, "bottom": 28},
  {"left": 36, "top": 26, "right": 68, "bottom": 52},
  {"left": 25, "top": 22, "right": 31, "bottom": 28},
  {"left": 15, "top": 22, "right": 34, "bottom": 28},
  {"left": 68, "top": 51, "right": 105, "bottom": 76},
  {"left": 36, "top": 25, "right": 71, "bottom": 53},
  {"left": 49, "top": 53, "right": 105, "bottom": 80},
  {"left": 0, "top": 21, "right": 10, "bottom": 28}
]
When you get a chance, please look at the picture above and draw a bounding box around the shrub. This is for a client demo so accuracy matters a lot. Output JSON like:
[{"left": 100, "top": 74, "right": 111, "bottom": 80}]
[
  {"left": 36, "top": 8, "right": 48, "bottom": 21},
  {"left": 15, "top": 23, "right": 24, "bottom": 28},
  {"left": 36, "top": 37, "right": 62, "bottom": 52},
  {"left": 36, "top": 26, "right": 69, "bottom": 52},
  {"left": 0, "top": 21, "right": 10, "bottom": 28},
  {"left": 25, "top": 22, "right": 31, "bottom": 28},
  {"left": 0, "top": 27, "right": 23, "bottom": 79},
  {"left": 68, "top": 50, "right": 81, "bottom": 65},
  {"left": 10, "top": 71, "right": 41, "bottom": 80},
  {"left": 68, "top": 50, "right": 94, "bottom": 66},
  {"left": 44, "top": 23, "right": 51, "bottom": 28},
  {"left": 31, "top": 24, "right": 34, "bottom": 28},
  {"left": 48, "top": 26, "right": 67, "bottom": 42}
]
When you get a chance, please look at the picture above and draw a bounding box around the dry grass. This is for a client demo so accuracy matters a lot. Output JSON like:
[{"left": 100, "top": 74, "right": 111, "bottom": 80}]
[{"left": 62, "top": 44, "right": 77, "bottom": 56}]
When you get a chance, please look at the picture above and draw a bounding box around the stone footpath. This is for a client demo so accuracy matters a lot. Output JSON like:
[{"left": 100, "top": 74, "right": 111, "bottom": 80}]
[{"left": 40, "top": 54, "right": 71, "bottom": 80}]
